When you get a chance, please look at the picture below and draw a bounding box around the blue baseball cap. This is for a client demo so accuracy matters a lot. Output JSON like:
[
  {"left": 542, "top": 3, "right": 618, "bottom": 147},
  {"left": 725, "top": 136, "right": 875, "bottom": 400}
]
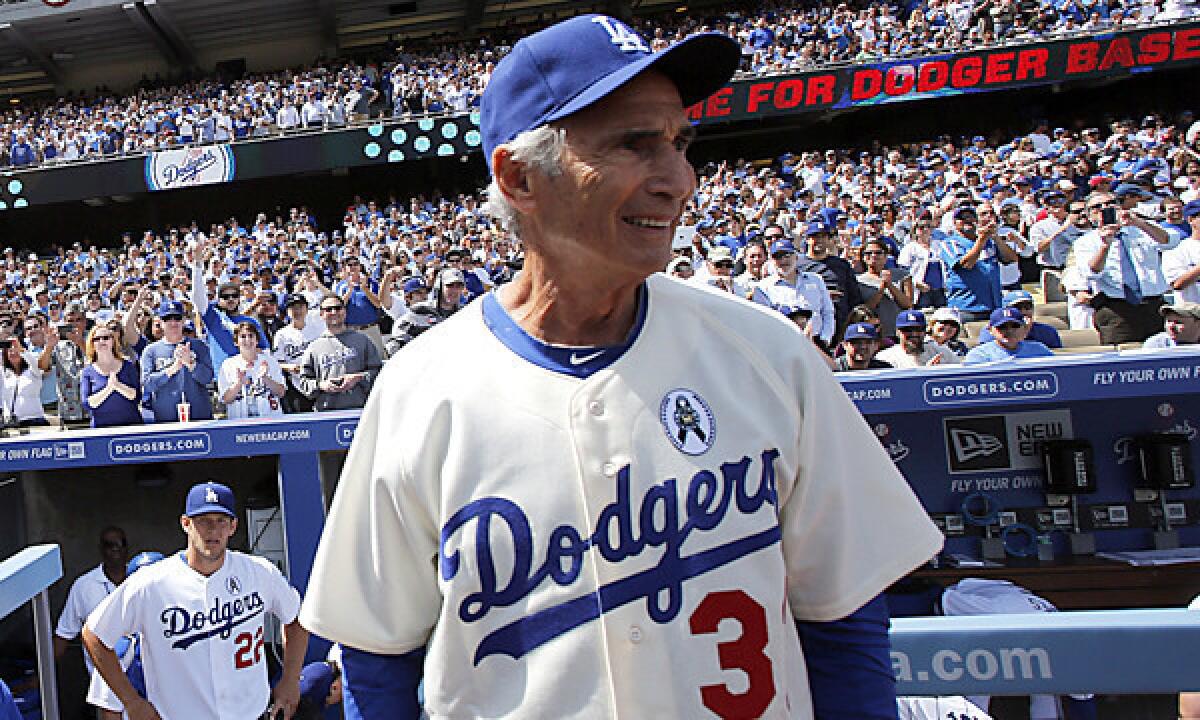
[
  {"left": 126, "top": 551, "right": 164, "bottom": 576},
  {"left": 1183, "top": 200, "right": 1200, "bottom": 220},
  {"left": 844, "top": 322, "right": 879, "bottom": 340},
  {"left": 299, "top": 662, "right": 336, "bottom": 704},
  {"left": 1004, "top": 289, "right": 1034, "bottom": 307},
  {"left": 185, "top": 482, "right": 236, "bottom": 518},
  {"left": 157, "top": 300, "right": 185, "bottom": 318},
  {"left": 283, "top": 293, "right": 309, "bottom": 308},
  {"left": 895, "top": 309, "right": 927, "bottom": 329},
  {"left": 804, "top": 221, "right": 831, "bottom": 237},
  {"left": 769, "top": 240, "right": 796, "bottom": 256},
  {"left": 1114, "top": 183, "right": 1152, "bottom": 199},
  {"left": 479, "top": 15, "right": 740, "bottom": 169},
  {"left": 989, "top": 306, "right": 1025, "bottom": 328},
  {"left": 402, "top": 277, "right": 427, "bottom": 293}
]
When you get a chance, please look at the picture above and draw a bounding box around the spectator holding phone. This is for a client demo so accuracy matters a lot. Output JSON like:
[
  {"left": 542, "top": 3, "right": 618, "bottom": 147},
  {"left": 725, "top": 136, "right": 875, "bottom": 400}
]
[
  {"left": 296, "top": 293, "right": 381, "bottom": 411},
  {"left": 1074, "top": 190, "right": 1178, "bottom": 343},
  {"left": 1, "top": 337, "right": 48, "bottom": 427},
  {"left": 81, "top": 325, "right": 142, "bottom": 428},
  {"left": 38, "top": 302, "right": 88, "bottom": 424}
]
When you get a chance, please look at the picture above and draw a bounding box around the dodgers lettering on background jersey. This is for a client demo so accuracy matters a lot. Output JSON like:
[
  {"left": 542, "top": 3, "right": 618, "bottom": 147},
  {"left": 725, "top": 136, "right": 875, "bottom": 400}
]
[{"left": 88, "top": 552, "right": 300, "bottom": 720}]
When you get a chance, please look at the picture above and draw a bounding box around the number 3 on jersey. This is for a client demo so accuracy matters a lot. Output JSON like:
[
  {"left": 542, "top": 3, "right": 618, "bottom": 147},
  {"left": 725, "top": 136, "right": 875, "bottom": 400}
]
[
  {"left": 689, "top": 590, "right": 775, "bottom": 719},
  {"left": 234, "top": 627, "right": 264, "bottom": 669}
]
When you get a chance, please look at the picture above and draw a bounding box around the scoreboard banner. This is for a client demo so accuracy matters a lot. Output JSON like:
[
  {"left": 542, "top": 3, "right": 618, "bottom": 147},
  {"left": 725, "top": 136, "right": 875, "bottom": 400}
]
[
  {"left": 686, "top": 21, "right": 1200, "bottom": 123},
  {"left": 0, "top": 21, "right": 1196, "bottom": 210}
]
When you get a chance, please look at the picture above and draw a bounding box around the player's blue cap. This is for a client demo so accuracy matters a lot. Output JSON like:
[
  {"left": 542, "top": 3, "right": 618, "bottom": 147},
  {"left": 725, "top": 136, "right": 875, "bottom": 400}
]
[
  {"left": 402, "top": 277, "right": 427, "bottom": 294},
  {"left": 157, "top": 300, "right": 185, "bottom": 318},
  {"left": 895, "top": 310, "right": 927, "bottom": 329},
  {"left": 299, "top": 662, "right": 336, "bottom": 704},
  {"left": 185, "top": 482, "right": 236, "bottom": 518},
  {"left": 989, "top": 306, "right": 1025, "bottom": 328},
  {"left": 1004, "top": 289, "right": 1034, "bottom": 307},
  {"left": 1183, "top": 200, "right": 1200, "bottom": 220},
  {"left": 479, "top": 14, "right": 739, "bottom": 170},
  {"left": 844, "top": 322, "right": 879, "bottom": 340},
  {"left": 769, "top": 240, "right": 796, "bottom": 256},
  {"left": 126, "top": 551, "right": 164, "bottom": 576}
]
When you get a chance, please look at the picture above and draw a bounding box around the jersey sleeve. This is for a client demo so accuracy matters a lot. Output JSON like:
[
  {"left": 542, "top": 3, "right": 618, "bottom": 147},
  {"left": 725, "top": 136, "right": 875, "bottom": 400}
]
[
  {"left": 299, "top": 372, "right": 443, "bottom": 655},
  {"left": 258, "top": 558, "right": 302, "bottom": 624},
  {"left": 780, "top": 340, "right": 943, "bottom": 621},
  {"left": 55, "top": 577, "right": 87, "bottom": 639},
  {"left": 85, "top": 581, "right": 141, "bottom": 651}
]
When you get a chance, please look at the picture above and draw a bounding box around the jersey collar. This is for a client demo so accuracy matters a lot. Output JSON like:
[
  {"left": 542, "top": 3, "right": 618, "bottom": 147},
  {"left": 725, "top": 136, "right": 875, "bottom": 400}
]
[{"left": 481, "top": 284, "right": 648, "bottom": 379}]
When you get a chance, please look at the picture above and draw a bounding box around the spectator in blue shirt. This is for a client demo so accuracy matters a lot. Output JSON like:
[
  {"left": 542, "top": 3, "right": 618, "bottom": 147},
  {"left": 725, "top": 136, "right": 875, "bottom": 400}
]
[
  {"left": 974, "top": 290, "right": 1064, "bottom": 348},
  {"left": 333, "top": 256, "right": 385, "bottom": 356},
  {"left": 965, "top": 307, "right": 1055, "bottom": 364},
  {"left": 937, "top": 205, "right": 1019, "bottom": 322},
  {"left": 81, "top": 323, "right": 142, "bottom": 428},
  {"left": 140, "top": 300, "right": 214, "bottom": 423}
]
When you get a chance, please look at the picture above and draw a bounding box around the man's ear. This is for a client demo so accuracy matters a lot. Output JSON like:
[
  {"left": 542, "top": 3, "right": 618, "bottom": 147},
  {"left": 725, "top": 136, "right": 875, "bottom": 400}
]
[{"left": 492, "top": 148, "right": 537, "bottom": 215}]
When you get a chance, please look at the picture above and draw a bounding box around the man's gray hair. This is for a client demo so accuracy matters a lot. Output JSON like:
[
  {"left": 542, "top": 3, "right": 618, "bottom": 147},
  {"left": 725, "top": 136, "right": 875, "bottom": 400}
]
[{"left": 483, "top": 125, "right": 567, "bottom": 233}]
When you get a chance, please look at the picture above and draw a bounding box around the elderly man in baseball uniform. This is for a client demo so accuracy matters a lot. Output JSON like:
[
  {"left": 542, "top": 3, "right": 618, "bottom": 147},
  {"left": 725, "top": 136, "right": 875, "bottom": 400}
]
[
  {"left": 82, "top": 483, "right": 309, "bottom": 720},
  {"left": 300, "top": 15, "right": 941, "bottom": 720}
]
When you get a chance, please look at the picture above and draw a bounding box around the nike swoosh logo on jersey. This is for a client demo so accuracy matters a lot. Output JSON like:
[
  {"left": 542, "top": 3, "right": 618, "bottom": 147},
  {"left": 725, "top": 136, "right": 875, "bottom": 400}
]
[{"left": 568, "top": 350, "right": 605, "bottom": 365}]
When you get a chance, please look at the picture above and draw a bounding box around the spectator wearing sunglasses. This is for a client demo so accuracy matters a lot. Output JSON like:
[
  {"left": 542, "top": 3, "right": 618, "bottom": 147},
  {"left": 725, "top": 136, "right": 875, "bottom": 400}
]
[
  {"left": 140, "top": 300, "right": 215, "bottom": 423},
  {"left": 81, "top": 324, "right": 142, "bottom": 428},
  {"left": 296, "top": 294, "right": 382, "bottom": 411},
  {"left": 190, "top": 236, "right": 268, "bottom": 370}
]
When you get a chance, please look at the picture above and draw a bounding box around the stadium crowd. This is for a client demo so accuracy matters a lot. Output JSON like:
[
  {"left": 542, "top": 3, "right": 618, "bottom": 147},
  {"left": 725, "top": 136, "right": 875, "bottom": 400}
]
[
  {"left": 0, "top": 107, "right": 1199, "bottom": 428},
  {"left": 0, "top": 0, "right": 1195, "bottom": 169}
]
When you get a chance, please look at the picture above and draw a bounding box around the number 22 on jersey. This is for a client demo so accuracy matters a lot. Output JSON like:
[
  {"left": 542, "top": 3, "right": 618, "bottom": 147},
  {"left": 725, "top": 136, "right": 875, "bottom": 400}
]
[{"left": 234, "top": 627, "right": 264, "bottom": 669}]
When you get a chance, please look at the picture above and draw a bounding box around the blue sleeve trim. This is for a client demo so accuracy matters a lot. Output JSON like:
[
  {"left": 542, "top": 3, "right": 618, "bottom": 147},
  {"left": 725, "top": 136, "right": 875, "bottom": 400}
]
[
  {"left": 795, "top": 594, "right": 898, "bottom": 720},
  {"left": 341, "top": 645, "right": 425, "bottom": 720}
]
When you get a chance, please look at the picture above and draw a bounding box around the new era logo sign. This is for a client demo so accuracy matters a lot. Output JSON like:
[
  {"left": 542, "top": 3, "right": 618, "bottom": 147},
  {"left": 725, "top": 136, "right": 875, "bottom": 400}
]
[
  {"left": 944, "top": 415, "right": 1011, "bottom": 472},
  {"left": 949, "top": 428, "right": 1004, "bottom": 463}
]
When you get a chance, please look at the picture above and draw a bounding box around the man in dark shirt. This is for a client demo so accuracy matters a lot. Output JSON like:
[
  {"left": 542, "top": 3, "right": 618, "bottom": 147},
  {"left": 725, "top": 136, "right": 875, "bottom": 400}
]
[
  {"left": 797, "top": 222, "right": 863, "bottom": 340},
  {"left": 834, "top": 322, "right": 893, "bottom": 372}
]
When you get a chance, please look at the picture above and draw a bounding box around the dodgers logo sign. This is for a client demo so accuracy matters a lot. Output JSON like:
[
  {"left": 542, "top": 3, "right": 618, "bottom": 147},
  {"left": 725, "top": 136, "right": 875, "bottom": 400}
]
[{"left": 145, "top": 145, "right": 235, "bottom": 191}]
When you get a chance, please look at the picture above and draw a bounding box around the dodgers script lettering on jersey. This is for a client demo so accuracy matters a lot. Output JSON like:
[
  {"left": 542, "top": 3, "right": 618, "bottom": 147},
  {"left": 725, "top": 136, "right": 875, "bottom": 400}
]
[
  {"left": 160, "top": 584, "right": 265, "bottom": 649},
  {"left": 441, "top": 449, "right": 781, "bottom": 664}
]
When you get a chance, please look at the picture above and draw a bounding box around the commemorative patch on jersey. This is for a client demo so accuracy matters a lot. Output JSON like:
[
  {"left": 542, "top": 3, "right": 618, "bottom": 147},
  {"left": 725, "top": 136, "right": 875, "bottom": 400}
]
[{"left": 659, "top": 389, "right": 716, "bottom": 456}]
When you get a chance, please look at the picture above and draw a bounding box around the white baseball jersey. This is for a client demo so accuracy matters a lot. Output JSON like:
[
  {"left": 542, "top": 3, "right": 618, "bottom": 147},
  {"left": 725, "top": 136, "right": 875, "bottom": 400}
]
[
  {"left": 301, "top": 273, "right": 942, "bottom": 719},
  {"left": 56, "top": 564, "right": 118, "bottom": 678},
  {"left": 896, "top": 696, "right": 992, "bottom": 719},
  {"left": 218, "top": 354, "right": 286, "bottom": 419},
  {"left": 87, "top": 551, "right": 301, "bottom": 720}
]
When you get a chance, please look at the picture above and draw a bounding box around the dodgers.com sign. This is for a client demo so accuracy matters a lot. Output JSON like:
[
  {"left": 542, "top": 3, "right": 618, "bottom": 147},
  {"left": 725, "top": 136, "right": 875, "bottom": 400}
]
[
  {"left": 923, "top": 372, "right": 1058, "bottom": 406},
  {"left": 109, "top": 432, "right": 211, "bottom": 462},
  {"left": 145, "top": 145, "right": 235, "bottom": 191}
]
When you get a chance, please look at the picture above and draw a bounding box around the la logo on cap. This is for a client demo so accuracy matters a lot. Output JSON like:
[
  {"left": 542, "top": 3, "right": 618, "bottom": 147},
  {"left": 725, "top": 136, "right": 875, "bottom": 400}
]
[
  {"left": 591, "top": 16, "right": 649, "bottom": 53},
  {"left": 205, "top": 487, "right": 219, "bottom": 504}
]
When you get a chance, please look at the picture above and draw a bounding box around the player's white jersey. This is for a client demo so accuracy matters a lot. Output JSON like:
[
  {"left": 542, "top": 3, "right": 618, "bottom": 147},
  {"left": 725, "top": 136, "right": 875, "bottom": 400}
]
[
  {"left": 301, "top": 273, "right": 942, "bottom": 719},
  {"left": 88, "top": 551, "right": 300, "bottom": 720}
]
